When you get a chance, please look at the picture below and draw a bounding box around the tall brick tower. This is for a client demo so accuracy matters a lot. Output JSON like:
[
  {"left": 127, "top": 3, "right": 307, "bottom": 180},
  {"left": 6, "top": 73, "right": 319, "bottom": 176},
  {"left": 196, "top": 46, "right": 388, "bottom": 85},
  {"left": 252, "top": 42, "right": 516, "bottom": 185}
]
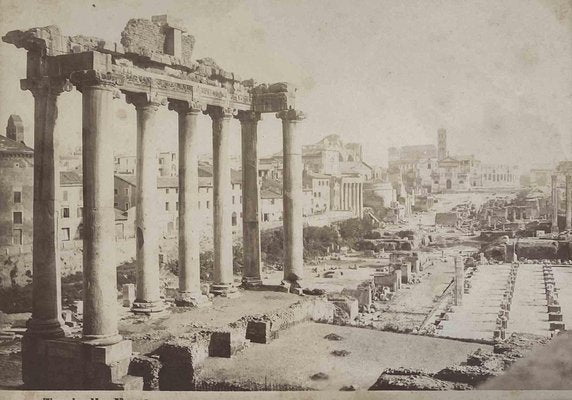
[{"left": 437, "top": 128, "right": 447, "bottom": 160}]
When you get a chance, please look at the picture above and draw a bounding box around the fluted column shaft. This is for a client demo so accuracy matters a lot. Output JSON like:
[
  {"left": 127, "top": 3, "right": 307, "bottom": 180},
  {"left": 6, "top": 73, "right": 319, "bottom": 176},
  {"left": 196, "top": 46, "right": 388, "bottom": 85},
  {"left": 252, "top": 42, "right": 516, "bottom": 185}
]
[
  {"left": 238, "top": 111, "right": 263, "bottom": 287},
  {"left": 170, "top": 101, "right": 208, "bottom": 306},
  {"left": 208, "top": 106, "right": 237, "bottom": 295},
  {"left": 23, "top": 77, "right": 71, "bottom": 339},
  {"left": 128, "top": 93, "right": 165, "bottom": 313},
  {"left": 277, "top": 109, "right": 305, "bottom": 286}
]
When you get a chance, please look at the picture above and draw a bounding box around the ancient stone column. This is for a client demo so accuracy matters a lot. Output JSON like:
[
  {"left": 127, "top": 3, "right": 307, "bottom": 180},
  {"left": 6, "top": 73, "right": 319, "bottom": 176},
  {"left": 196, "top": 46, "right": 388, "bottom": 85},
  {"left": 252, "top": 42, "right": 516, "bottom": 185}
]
[
  {"left": 566, "top": 175, "right": 572, "bottom": 231},
  {"left": 208, "top": 106, "right": 238, "bottom": 296},
  {"left": 76, "top": 73, "right": 123, "bottom": 344},
  {"left": 238, "top": 111, "right": 263, "bottom": 287},
  {"left": 169, "top": 100, "right": 208, "bottom": 306},
  {"left": 454, "top": 256, "right": 464, "bottom": 306},
  {"left": 277, "top": 109, "right": 306, "bottom": 287},
  {"left": 127, "top": 93, "right": 166, "bottom": 314},
  {"left": 21, "top": 77, "right": 72, "bottom": 339},
  {"left": 359, "top": 183, "right": 364, "bottom": 218},
  {"left": 552, "top": 175, "right": 559, "bottom": 233}
]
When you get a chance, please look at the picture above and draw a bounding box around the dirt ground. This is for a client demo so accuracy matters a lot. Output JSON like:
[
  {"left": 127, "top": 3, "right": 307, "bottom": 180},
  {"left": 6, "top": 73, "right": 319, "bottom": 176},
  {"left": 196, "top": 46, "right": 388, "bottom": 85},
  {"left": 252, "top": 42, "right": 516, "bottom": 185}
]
[{"left": 196, "top": 321, "right": 492, "bottom": 390}]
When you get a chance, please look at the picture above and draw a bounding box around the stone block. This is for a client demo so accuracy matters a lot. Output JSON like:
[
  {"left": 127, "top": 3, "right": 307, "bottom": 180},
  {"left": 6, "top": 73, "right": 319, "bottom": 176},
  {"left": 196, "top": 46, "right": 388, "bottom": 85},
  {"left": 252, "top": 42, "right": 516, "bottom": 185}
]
[
  {"left": 246, "top": 319, "right": 272, "bottom": 344},
  {"left": 548, "top": 305, "right": 562, "bottom": 313},
  {"left": 208, "top": 331, "right": 231, "bottom": 358},
  {"left": 110, "top": 375, "right": 144, "bottom": 391},
  {"left": 122, "top": 284, "right": 136, "bottom": 307},
  {"left": 45, "top": 338, "right": 84, "bottom": 360},
  {"left": 550, "top": 322, "right": 565, "bottom": 331},
  {"left": 329, "top": 297, "right": 359, "bottom": 322},
  {"left": 74, "top": 300, "right": 84, "bottom": 316},
  {"left": 89, "top": 340, "right": 132, "bottom": 365},
  {"left": 548, "top": 313, "right": 563, "bottom": 322},
  {"left": 128, "top": 355, "right": 161, "bottom": 390}
]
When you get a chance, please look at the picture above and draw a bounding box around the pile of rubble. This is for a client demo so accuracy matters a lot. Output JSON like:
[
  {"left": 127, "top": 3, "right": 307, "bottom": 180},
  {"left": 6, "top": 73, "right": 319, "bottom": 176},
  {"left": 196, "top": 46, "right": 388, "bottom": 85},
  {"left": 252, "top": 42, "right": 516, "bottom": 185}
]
[{"left": 369, "top": 333, "right": 552, "bottom": 390}]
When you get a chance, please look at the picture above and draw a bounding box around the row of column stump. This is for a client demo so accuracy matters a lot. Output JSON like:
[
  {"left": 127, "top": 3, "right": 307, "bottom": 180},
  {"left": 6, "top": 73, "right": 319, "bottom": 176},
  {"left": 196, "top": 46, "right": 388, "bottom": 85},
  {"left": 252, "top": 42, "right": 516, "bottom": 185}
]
[
  {"left": 493, "top": 263, "right": 518, "bottom": 341},
  {"left": 543, "top": 264, "right": 565, "bottom": 332}
]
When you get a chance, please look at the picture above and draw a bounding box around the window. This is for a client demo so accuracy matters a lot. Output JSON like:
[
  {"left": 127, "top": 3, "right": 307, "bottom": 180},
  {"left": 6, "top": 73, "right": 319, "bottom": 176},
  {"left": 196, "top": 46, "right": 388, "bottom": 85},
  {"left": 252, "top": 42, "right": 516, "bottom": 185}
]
[
  {"left": 165, "top": 202, "right": 170, "bottom": 211},
  {"left": 77, "top": 207, "right": 82, "bottom": 218},
  {"left": 166, "top": 188, "right": 170, "bottom": 194},
  {"left": 114, "top": 189, "right": 118, "bottom": 195},
  {"left": 114, "top": 202, "right": 119, "bottom": 207},
  {"left": 232, "top": 212, "right": 237, "bottom": 226},
  {"left": 13, "top": 191, "right": 21, "bottom": 203},
  {"left": 159, "top": 159, "right": 164, "bottom": 165},
  {"left": 125, "top": 203, "right": 129, "bottom": 209},
  {"left": 232, "top": 196, "right": 235, "bottom": 205},
  {"left": 125, "top": 188, "right": 129, "bottom": 195},
  {"left": 206, "top": 201, "right": 210, "bottom": 209},
  {"left": 61, "top": 228, "right": 70, "bottom": 241},
  {"left": 63, "top": 191, "right": 68, "bottom": 201},
  {"left": 62, "top": 207, "right": 70, "bottom": 218},
  {"left": 176, "top": 202, "right": 179, "bottom": 211},
  {"left": 13, "top": 229, "right": 23, "bottom": 245}
]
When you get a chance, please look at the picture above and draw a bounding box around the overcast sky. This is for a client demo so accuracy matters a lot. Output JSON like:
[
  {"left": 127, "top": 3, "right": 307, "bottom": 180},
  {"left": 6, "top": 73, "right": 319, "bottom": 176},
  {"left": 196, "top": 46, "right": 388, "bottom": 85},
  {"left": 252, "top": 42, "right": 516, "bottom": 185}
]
[{"left": 0, "top": 0, "right": 571, "bottom": 169}]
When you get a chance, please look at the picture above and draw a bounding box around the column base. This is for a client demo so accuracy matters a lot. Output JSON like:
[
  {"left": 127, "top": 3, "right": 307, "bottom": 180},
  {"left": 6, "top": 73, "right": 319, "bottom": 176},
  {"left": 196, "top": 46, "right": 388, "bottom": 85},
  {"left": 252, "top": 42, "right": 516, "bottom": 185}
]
[
  {"left": 82, "top": 333, "right": 124, "bottom": 346},
  {"left": 26, "top": 317, "right": 68, "bottom": 338},
  {"left": 22, "top": 336, "right": 142, "bottom": 390},
  {"left": 175, "top": 291, "right": 211, "bottom": 307},
  {"left": 131, "top": 299, "right": 166, "bottom": 315},
  {"left": 210, "top": 283, "right": 241, "bottom": 298},
  {"left": 242, "top": 276, "right": 263, "bottom": 288},
  {"left": 285, "top": 278, "right": 305, "bottom": 295}
]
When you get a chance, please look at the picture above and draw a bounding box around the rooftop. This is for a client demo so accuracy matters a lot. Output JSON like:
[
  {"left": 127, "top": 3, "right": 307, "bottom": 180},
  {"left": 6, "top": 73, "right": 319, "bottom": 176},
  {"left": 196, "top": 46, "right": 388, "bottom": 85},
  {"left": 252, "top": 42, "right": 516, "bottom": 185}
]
[{"left": 0, "top": 135, "right": 33, "bottom": 156}]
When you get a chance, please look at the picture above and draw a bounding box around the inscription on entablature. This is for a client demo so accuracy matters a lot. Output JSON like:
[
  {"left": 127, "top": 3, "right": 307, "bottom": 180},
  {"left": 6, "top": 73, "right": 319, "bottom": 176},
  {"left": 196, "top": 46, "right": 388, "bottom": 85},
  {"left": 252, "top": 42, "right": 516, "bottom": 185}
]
[{"left": 198, "top": 86, "right": 226, "bottom": 99}]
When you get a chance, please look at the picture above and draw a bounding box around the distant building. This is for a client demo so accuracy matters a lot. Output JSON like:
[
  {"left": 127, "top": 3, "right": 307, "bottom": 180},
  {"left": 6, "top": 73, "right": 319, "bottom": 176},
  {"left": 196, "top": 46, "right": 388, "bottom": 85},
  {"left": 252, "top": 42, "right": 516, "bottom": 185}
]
[
  {"left": 0, "top": 115, "right": 33, "bottom": 254},
  {"left": 59, "top": 171, "right": 83, "bottom": 243}
]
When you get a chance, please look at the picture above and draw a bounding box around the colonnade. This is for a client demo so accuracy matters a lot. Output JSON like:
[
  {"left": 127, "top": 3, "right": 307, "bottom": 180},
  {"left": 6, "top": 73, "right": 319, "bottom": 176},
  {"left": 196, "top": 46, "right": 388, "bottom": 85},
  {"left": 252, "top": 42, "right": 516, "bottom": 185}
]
[
  {"left": 341, "top": 182, "right": 363, "bottom": 217},
  {"left": 551, "top": 174, "right": 572, "bottom": 233},
  {"left": 23, "top": 73, "right": 306, "bottom": 347}
]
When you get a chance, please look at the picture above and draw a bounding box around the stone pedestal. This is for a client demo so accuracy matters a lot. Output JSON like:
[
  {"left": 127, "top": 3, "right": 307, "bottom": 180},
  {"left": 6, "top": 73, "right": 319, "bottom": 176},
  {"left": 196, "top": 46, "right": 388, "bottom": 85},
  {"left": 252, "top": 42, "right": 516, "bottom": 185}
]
[
  {"left": 170, "top": 101, "right": 210, "bottom": 306},
  {"left": 127, "top": 93, "right": 166, "bottom": 314},
  {"left": 238, "top": 111, "right": 263, "bottom": 287},
  {"left": 277, "top": 109, "right": 305, "bottom": 287},
  {"left": 22, "top": 336, "right": 141, "bottom": 390},
  {"left": 208, "top": 106, "right": 238, "bottom": 296}
]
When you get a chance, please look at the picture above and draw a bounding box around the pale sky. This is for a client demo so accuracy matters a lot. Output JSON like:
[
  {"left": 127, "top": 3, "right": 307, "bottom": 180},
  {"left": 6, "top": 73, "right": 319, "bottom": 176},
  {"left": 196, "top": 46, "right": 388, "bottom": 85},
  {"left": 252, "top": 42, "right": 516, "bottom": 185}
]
[{"left": 1, "top": 0, "right": 571, "bottom": 169}]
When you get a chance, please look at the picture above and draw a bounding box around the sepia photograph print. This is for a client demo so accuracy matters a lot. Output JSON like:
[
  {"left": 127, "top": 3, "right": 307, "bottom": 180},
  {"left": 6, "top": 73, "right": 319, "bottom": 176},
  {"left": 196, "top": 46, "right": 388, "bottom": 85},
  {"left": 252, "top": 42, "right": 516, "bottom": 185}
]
[{"left": 0, "top": 0, "right": 571, "bottom": 398}]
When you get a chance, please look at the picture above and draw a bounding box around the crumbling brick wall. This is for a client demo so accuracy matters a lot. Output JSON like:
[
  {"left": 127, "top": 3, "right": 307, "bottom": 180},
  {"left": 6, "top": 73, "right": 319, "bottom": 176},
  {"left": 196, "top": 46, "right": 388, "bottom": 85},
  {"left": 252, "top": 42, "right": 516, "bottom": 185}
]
[{"left": 121, "top": 18, "right": 195, "bottom": 66}]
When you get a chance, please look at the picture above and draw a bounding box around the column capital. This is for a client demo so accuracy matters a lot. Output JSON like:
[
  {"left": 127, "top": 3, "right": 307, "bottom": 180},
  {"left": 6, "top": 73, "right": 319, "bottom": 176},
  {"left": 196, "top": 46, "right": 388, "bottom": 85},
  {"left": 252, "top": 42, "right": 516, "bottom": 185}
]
[
  {"left": 205, "top": 105, "right": 238, "bottom": 120},
  {"left": 21, "top": 77, "right": 73, "bottom": 97},
  {"left": 125, "top": 92, "right": 167, "bottom": 110},
  {"left": 276, "top": 109, "right": 305, "bottom": 121},
  {"left": 168, "top": 99, "right": 207, "bottom": 114},
  {"left": 69, "top": 70, "right": 120, "bottom": 93},
  {"left": 236, "top": 110, "right": 261, "bottom": 124}
]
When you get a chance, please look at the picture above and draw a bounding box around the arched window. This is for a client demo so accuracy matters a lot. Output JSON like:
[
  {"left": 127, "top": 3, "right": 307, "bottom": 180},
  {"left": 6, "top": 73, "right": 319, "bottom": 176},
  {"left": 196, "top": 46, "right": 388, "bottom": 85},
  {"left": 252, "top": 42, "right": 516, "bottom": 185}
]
[{"left": 232, "top": 212, "right": 237, "bottom": 226}]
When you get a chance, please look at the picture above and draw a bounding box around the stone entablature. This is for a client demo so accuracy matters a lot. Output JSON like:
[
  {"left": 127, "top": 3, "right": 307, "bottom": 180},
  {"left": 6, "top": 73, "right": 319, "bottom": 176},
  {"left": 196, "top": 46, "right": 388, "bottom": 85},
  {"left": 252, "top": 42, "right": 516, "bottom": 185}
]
[{"left": 3, "top": 16, "right": 296, "bottom": 114}]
